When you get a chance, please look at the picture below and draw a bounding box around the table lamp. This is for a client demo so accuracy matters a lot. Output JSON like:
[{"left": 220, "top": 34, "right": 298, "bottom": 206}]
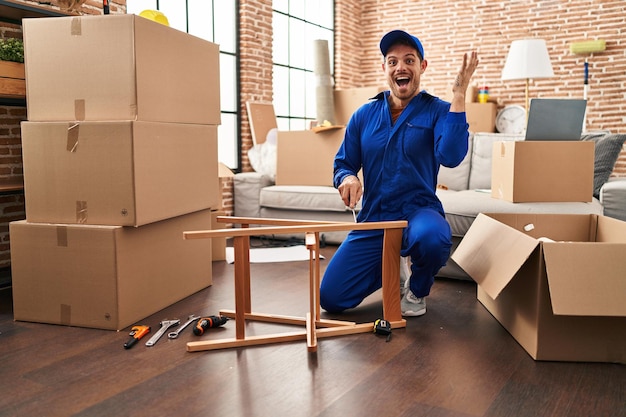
[{"left": 501, "top": 39, "right": 554, "bottom": 116}]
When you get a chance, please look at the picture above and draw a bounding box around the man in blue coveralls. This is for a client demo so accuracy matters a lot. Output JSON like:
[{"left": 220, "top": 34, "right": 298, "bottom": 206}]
[{"left": 320, "top": 30, "right": 479, "bottom": 317}]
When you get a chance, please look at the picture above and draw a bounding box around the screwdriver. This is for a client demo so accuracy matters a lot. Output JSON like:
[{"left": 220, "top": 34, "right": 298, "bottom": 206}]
[
  {"left": 193, "top": 316, "right": 229, "bottom": 335},
  {"left": 123, "top": 325, "right": 150, "bottom": 349}
]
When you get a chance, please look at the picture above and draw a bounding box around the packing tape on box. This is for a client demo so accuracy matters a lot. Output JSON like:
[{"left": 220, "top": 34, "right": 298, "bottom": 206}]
[
  {"left": 66, "top": 122, "right": 80, "bottom": 152},
  {"left": 76, "top": 201, "right": 88, "bottom": 224},
  {"left": 56, "top": 226, "right": 68, "bottom": 247},
  {"left": 71, "top": 17, "right": 82, "bottom": 36},
  {"left": 56, "top": 226, "right": 73, "bottom": 326},
  {"left": 69, "top": 19, "right": 86, "bottom": 120}
]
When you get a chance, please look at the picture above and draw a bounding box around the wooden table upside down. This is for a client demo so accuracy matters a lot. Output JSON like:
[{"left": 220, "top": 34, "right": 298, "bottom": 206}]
[{"left": 183, "top": 216, "right": 407, "bottom": 353}]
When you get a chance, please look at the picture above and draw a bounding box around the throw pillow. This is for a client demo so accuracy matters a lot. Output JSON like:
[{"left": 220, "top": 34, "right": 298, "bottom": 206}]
[
  {"left": 248, "top": 128, "right": 278, "bottom": 178},
  {"left": 582, "top": 133, "right": 626, "bottom": 198}
]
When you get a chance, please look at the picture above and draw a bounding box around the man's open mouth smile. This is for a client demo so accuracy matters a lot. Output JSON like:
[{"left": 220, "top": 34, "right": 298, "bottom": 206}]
[{"left": 396, "top": 76, "right": 411, "bottom": 87}]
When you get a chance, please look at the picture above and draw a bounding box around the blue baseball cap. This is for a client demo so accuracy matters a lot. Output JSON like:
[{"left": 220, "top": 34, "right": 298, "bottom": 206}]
[{"left": 380, "top": 30, "right": 424, "bottom": 60}]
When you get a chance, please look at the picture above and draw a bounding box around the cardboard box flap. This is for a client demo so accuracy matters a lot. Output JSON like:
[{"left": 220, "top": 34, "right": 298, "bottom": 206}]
[
  {"left": 218, "top": 162, "right": 235, "bottom": 178},
  {"left": 543, "top": 243, "right": 626, "bottom": 317},
  {"left": 451, "top": 213, "right": 539, "bottom": 298},
  {"left": 597, "top": 215, "right": 626, "bottom": 243}
]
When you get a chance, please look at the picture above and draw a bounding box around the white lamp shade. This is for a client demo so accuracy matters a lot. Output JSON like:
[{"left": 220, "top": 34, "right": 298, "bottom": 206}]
[{"left": 501, "top": 39, "right": 554, "bottom": 80}]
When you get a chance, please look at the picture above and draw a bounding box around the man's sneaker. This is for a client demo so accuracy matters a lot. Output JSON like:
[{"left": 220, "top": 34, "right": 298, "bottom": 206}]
[
  {"left": 399, "top": 256, "right": 410, "bottom": 297},
  {"left": 401, "top": 288, "right": 427, "bottom": 317}
]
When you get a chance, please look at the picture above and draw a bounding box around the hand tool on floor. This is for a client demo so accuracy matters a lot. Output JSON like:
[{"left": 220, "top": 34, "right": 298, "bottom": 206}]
[
  {"left": 123, "top": 325, "right": 150, "bottom": 349},
  {"left": 168, "top": 315, "right": 200, "bottom": 339},
  {"left": 145, "top": 319, "right": 180, "bottom": 347},
  {"left": 193, "top": 315, "right": 229, "bottom": 336},
  {"left": 373, "top": 318, "right": 392, "bottom": 342}
]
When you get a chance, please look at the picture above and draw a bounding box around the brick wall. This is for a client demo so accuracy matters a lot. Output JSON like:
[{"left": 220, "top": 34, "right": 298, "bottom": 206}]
[
  {"left": 239, "top": 0, "right": 274, "bottom": 173},
  {"left": 0, "top": 107, "right": 26, "bottom": 267},
  {"left": 334, "top": 0, "right": 363, "bottom": 89},
  {"left": 0, "top": 14, "right": 26, "bottom": 268},
  {"left": 334, "top": 0, "right": 626, "bottom": 175}
]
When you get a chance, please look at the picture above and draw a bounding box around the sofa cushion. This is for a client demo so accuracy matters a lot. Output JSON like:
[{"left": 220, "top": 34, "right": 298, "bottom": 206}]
[
  {"left": 468, "top": 133, "right": 524, "bottom": 190},
  {"left": 600, "top": 178, "right": 626, "bottom": 221},
  {"left": 437, "top": 134, "right": 473, "bottom": 191},
  {"left": 582, "top": 133, "right": 626, "bottom": 198},
  {"left": 234, "top": 172, "right": 275, "bottom": 218},
  {"left": 260, "top": 185, "right": 361, "bottom": 212}
]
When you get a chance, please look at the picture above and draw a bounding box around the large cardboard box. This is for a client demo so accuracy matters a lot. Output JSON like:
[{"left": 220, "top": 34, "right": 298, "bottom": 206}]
[
  {"left": 466, "top": 102, "right": 496, "bottom": 133},
  {"left": 333, "top": 86, "right": 385, "bottom": 125},
  {"left": 276, "top": 128, "right": 344, "bottom": 186},
  {"left": 451, "top": 213, "right": 626, "bottom": 363},
  {"left": 10, "top": 210, "right": 213, "bottom": 331},
  {"left": 21, "top": 121, "right": 218, "bottom": 226},
  {"left": 491, "top": 140, "right": 594, "bottom": 202},
  {"left": 23, "top": 14, "right": 220, "bottom": 124}
]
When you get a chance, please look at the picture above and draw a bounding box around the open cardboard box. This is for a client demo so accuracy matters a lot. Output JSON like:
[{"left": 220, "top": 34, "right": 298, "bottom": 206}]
[{"left": 451, "top": 212, "right": 626, "bottom": 363}]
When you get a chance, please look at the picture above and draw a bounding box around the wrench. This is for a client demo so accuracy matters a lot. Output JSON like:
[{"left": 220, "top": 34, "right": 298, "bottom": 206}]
[
  {"left": 145, "top": 319, "right": 180, "bottom": 347},
  {"left": 168, "top": 315, "right": 200, "bottom": 339}
]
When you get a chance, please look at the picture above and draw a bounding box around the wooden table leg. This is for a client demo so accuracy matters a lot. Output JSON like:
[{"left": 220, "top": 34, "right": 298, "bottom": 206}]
[
  {"left": 381, "top": 228, "right": 405, "bottom": 326},
  {"left": 233, "top": 235, "right": 251, "bottom": 340},
  {"left": 305, "top": 232, "right": 318, "bottom": 352}
]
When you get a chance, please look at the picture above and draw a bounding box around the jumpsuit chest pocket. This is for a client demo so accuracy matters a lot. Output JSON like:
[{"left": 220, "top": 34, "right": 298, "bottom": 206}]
[{"left": 401, "top": 121, "right": 434, "bottom": 158}]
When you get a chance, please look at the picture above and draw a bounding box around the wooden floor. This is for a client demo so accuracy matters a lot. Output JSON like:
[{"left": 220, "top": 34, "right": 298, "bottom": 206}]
[{"left": 1, "top": 242, "right": 624, "bottom": 417}]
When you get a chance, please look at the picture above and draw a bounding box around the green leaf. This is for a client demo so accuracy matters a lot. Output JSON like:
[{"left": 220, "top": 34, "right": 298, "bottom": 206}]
[{"left": 0, "top": 38, "right": 24, "bottom": 63}]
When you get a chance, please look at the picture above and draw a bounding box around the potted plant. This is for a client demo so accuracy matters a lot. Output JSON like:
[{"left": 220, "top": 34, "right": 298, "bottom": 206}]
[
  {"left": 0, "top": 37, "right": 25, "bottom": 98},
  {"left": 0, "top": 37, "right": 24, "bottom": 63}
]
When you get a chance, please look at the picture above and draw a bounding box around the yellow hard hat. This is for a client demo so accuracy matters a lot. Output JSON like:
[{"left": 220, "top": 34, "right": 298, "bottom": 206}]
[{"left": 138, "top": 10, "right": 170, "bottom": 26}]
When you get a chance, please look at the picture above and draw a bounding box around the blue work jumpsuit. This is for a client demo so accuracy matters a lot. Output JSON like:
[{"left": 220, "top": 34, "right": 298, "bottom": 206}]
[{"left": 319, "top": 90, "right": 469, "bottom": 313}]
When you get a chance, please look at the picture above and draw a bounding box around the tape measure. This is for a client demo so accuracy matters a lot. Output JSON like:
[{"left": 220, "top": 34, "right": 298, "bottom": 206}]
[{"left": 373, "top": 318, "right": 392, "bottom": 342}]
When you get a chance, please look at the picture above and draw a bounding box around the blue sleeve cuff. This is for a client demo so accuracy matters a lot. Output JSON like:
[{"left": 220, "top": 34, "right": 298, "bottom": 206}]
[{"left": 447, "top": 111, "right": 467, "bottom": 124}]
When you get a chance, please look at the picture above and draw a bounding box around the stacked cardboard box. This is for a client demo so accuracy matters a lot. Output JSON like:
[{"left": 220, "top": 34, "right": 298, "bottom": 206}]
[
  {"left": 491, "top": 140, "right": 595, "bottom": 203},
  {"left": 11, "top": 15, "right": 221, "bottom": 330}
]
